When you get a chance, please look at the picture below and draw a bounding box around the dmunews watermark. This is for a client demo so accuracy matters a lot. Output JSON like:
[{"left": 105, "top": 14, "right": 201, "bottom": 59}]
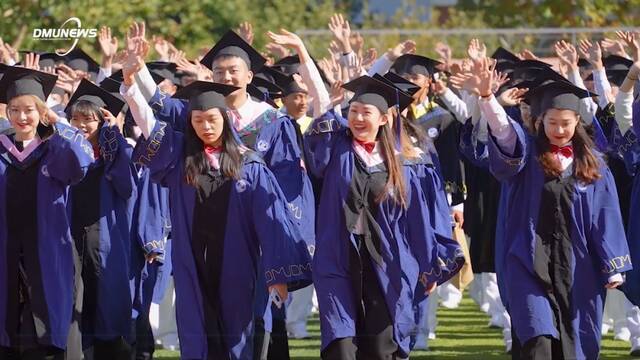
[{"left": 32, "top": 17, "right": 97, "bottom": 56}]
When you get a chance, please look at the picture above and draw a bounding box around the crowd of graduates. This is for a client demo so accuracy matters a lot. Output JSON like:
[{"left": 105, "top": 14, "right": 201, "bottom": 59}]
[{"left": 0, "top": 13, "right": 639, "bottom": 360}]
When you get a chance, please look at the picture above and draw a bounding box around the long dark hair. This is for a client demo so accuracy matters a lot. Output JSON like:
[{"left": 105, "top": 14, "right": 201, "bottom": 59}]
[
  {"left": 536, "top": 113, "right": 601, "bottom": 184},
  {"left": 184, "top": 108, "right": 247, "bottom": 187}
]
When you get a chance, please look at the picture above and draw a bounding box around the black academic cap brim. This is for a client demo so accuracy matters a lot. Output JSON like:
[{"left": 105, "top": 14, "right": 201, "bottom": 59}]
[
  {"left": 372, "top": 73, "right": 414, "bottom": 112},
  {"left": 525, "top": 81, "right": 594, "bottom": 117},
  {"left": 250, "top": 77, "right": 284, "bottom": 98},
  {"left": 491, "top": 47, "right": 520, "bottom": 62},
  {"left": 391, "top": 54, "right": 442, "bottom": 77},
  {"left": 172, "top": 81, "right": 239, "bottom": 111},
  {"left": 65, "top": 78, "right": 126, "bottom": 116},
  {"left": 382, "top": 71, "right": 421, "bottom": 96},
  {"left": 147, "top": 61, "right": 179, "bottom": 85},
  {"left": 65, "top": 48, "right": 100, "bottom": 73},
  {"left": 200, "top": 30, "right": 266, "bottom": 73},
  {"left": 343, "top": 75, "right": 413, "bottom": 113},
  {"left": 0, "top": 66, "right": 58, "bottom": 104},
  {"left": 603, "top": 55, "right": 634, "bottom": 70}
]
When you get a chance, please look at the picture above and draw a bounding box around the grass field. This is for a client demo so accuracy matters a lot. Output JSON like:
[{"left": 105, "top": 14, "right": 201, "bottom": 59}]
[{"left": 155, "top": 295, "right": 635, "bottom": 359}]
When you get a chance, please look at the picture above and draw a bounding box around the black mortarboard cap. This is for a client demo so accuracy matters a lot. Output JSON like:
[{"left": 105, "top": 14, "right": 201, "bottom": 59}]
[
  {"left": 200, "top": 30, "right": 266, "bottom": 73},
  {"left": 172, "top": 81, "right": 239, "bottom": 111},
  {"left": 372, "top": 73, "right": 415, "bottom": 112},
  {"left": 65, "top": 78, "right": 126, "bottom": 116},
  {"left": 491, "top": 47, "right": 520, "bottom": 63},
  {"left": 391, "top": 54, "right": 442, "bottom": 77},
  {"left": 248, "top": 80, "right": 283, "bottom": 108},
  {"left": 343, "top": 75, "right": 413, "bottom": 113},
  {"left": 273, "top": 55, "right": 301, "bottom": 75},
  {"left": 524, "top": 81, "right": 593, "bottom": 119},
  {"left": 382, "top": 71, "right": 421, "bottom": 96},
  {"left": 0, "top": 66, "right": 57, "bottom": 103},
  {"left": 147, "top": 61, "right": 179, "bottom": 85},
  {"left": 64, "top": 48, "right": 99, "bottom": 74},
  {"left": 99, "top": 77, "right": 129, "bottom": 114}
]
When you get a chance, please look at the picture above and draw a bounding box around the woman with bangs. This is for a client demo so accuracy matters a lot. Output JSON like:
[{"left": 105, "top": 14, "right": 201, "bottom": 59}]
[
  {"left": 475, "top": 59, "right": 631, "bottom": 359},
  {"left": 118, "top": 48, "right": 312, "bottom": 360},
  {"left": 305, "top": 75, "right": 463, "bottom": 360},
  {"left": 0, "top": 67, "right": 94, "bottom": 359},
  {"left": 65, "top": 78, "right": 138, "bottom": 359}
]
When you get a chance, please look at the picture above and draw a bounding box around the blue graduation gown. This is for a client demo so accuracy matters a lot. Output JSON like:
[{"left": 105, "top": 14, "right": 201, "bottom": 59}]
[
  {"left": 0, "top": 122, "right": 94, "bottom": 349},
  {"left": 487, "top": 119, "right": 631, "bottom": 358},
  {"left": 148, "top": 88, "right": 188, "bottom": 133},
  {"left": 72, "top": 123, "right": 138, "bottom": 344},
  {"left": 606, "top": 103, "right": 640, "bottom": 306},
  {"left": 130, "top": 166, "right": 172, "bottom": 320},
  {"left": 254, "top": 112, "right": 315, "bottom": 245},
  {"left": 304, "top": 110, "right": 462, "bottom": 356},
  {"left": 132, "top": 119, "right": 312, "bottom": 360}
]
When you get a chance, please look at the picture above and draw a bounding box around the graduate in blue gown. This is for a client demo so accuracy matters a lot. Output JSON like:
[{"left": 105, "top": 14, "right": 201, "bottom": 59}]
[
  {"left": 65, "top": 78, "right": 137, "bottom": 359},
  {"left": 119, "top": 50, "right": 312, "bottom": 359},
  {"left": 0, "top": 67, "right": 94, "bottom": 359},
  {"left": 304, "top": 75, "right": 463, "bottom": 359},
  {"left": 607, "top": 63, "right": 640, "bottom": 312},
  {"left": 475, "top": 58, "right": 631, "bottom": 358},
  {"left": 130, "top": 164, "right": 172, "bottom": 360}
]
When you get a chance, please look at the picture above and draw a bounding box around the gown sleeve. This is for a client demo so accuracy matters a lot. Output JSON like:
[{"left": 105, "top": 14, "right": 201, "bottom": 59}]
[
  {"left": 249, "top": 163, "right": 313, "bottom": 290},
  {"left": 302, "top": 109, "right": 349, "bottom": 179},
  {"left": 148, "top": 87, "right": 189, "bottom": 133},
  {"left": 45, "top": 121, "right": 95, "bottom": 185},
  {"left": 589, "top": 165, "right": 633, "bottom": 280},
  {"left": 99, "top": 122, "right": 136, "bottom": 200},
  {"left": 406, "top": 168, "right": 464, "bottom": 289}
]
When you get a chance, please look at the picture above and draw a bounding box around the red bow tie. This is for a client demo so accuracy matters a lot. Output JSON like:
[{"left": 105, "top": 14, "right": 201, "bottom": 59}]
[
  {"left": 550, "top": 144, "right": 573, "bottom": 158},
  {"left": 355, "top": 139, "right": 376, "bottom": 154},
  {"left": 204, "top": 145, "right": 222, "bottom": 154}
]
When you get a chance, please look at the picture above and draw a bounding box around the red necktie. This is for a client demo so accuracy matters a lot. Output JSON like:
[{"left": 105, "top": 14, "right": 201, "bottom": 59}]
[
  {"left": 550, "top": 144, "right": 573, "bottom": 158},
  {"left": 355, "top": 139, "right": 375, "bottom": 154},
  {"left": 204, "top": 145, "right": 222, "bottom": 154}
]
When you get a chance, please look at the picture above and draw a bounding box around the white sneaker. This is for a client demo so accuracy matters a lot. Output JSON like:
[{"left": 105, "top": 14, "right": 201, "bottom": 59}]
[
  {"left": 615, "top": 327, "right": 631, "bottom": 342},
  {"left": 479, "top": 303, "right": 490, "bottom": 313},
  {"left": 441, "top": 300, "right": 460, "bottom": 309},
  {"left": 488, "top": 316, "right": 504, "bottom": 329},
  {"left": 413, "top": 335, "right": 429, "bottom": 350},
  {"left": 630, "top": 337, "right": 640, "bottom": 356},
  {"left": 428, "top": 332, "right": 436, "bottom": 340},
  {"left": 503, "top": 328, "right": 512, "bottom": 354},
  {"left": 602, "top": 323, "right": 611, "bottom": 336},
  {"left": 289, "top": 330, "right": 311, "bottom": 339}
]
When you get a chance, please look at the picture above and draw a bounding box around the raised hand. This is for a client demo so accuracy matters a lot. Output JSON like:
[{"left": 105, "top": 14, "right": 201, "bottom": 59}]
[
  {"left": 237, "top": 21, "right": 254, "bottom": 45},
  {"left": 554, "top": 40, "right": 579, "bottom": 70},
  {"left": 478, "top": 58, "right": 496, "bottom": 97},
  {"left": 22, "top": 52, "right": 40, "bottom": 70},
  {"left": 519, "top": 49, "right": 539, "bottom": 61},
  {"left": 328, "top": 13, "right": 352, "bottom": 53},
  {"left": 266, "top": 29, "right": 305, "bottom": 50},
  {"left": 616, "top": 31, "right": 640, "bottom": 61},
  {"left": 578, "top": 39, "right": 603, "bottom": 69},
  {"left": 317, "top": 57, "right": 337, "bottom": 85},
  {"left": 430, "top": 79, "right": 447, "bottom": 96},
  {"left": 329, "top": 80, "right": 345, "bottom": 107},
  {"left": 57, "top": 64, "right": 82, "bottom": 92},
  {"left": 387, "top": 40, "right": 416, "bottom": 61},
  {"left": 435, "top": 42, "right": 452, "bottom": 65},
  {"left": 98, "top": 26, "right": 118, "bottom": 59},
  {"left": 328, "top": 40, "right": 341, "bottom": 60},
  {"left": 265, "top": 42, "right": 290, "bottom": 60},
  {"left": 100, "top": 108, "right": 123, "bottom": 133},
  {"left": 152, "top": 35, "right": 170, "bottom": 61},
  {"left": 361, "top": 47, "right": 378, "bottom": 70},
  {"left": 467, "top": 38, "right": 487, "bottom": 62},
  {"left": 168, "top": 49, "right": 186, "bottom": 64},
  {"left": 126, "top": 21, "right": 146, "bottom": 52},
  {"left": 122, "top": 39, "right": 148, "bottom": 86},
  {"left": 601, "top": 37, "right": 630, "bottom": 58},
  {"left": 497, "top": 87, "right": 528, "bottom": 107},
  {"left": 350, "top": 32, "right": 364, "bottom": 57},
  {"left": 493, "top": 71, "right": 510, "bottom": 93},
  {"left": 449, "top": 73, "right": 480, "bottom": 95}
]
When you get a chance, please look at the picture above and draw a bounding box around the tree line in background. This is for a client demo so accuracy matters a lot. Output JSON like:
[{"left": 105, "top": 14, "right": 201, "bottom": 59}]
[{"left": 0, "top": 0, "right": 639, "bottom": 62}]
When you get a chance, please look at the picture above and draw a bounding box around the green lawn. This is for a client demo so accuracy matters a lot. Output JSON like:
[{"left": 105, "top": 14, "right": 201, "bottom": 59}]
[{"left": 155, "top": 295, "right": 635, "bottom": 359}]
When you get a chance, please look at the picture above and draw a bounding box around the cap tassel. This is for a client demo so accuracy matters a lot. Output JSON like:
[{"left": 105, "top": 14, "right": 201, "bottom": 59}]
[{"left": 394, "top": 89, "right": 402, "bottom": 152}]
